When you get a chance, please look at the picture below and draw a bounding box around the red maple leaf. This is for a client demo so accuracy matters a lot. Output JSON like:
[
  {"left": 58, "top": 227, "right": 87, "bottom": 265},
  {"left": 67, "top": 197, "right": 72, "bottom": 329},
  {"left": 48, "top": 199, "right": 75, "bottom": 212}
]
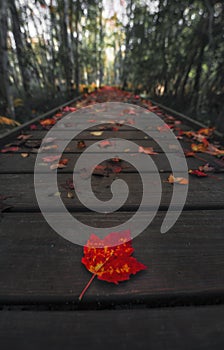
[
  {"left": 79, "top": 230, "right": 147, "bottom": 300},
  {"left": 1, "top": 146, "right": 19, "bottom": 153},
  {"left": 189, "top": 169, "right": 208, "bottom": 177}
]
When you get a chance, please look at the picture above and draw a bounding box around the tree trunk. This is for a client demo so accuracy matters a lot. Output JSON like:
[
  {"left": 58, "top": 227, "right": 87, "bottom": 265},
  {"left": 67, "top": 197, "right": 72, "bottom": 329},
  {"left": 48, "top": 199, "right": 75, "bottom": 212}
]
[
  {"left": 9, "top": 0, "right": 32, "bottom": 99},
  {"left": 0, "top": 0, "right": 15, "bottom": 118},
  {"left": 58, "top": 0, "right": 73, "bottom": 93},
  {"left": 75, "top": 0, "right": 80, "bottom": 93},
  {"left": 98, "top": 1, "right": 104, "bottom": 87},
  {"left": 122, "top": 0, "right": 133, "bottom": 89}
]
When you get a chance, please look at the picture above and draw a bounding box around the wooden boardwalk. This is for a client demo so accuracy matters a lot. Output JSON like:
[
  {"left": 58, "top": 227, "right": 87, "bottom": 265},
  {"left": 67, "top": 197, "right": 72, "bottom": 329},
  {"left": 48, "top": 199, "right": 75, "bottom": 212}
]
[{"left": 0, "top": 88, "right": 224, "bottom": 349}]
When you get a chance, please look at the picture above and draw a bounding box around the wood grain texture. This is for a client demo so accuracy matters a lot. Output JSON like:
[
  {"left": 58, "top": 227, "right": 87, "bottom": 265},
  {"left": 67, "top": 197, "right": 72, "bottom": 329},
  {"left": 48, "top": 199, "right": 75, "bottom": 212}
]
[
  {"left": 1, "top": 306, "right": 224, "bottom": 350},
  {"left": 0, "top": 172, "right": 223, "bottom": 211},
  {"left": 0, "top": 211, "right": 224, "bottom": 304},
  {"left": 25, "top": 127, "right": 190, "bottom": 140},
  {"left": 0, "top": 138, "right": 193, "bottom": 154},
  {"left": 0, "top": 152, "right": 211, "bottom": 173}
]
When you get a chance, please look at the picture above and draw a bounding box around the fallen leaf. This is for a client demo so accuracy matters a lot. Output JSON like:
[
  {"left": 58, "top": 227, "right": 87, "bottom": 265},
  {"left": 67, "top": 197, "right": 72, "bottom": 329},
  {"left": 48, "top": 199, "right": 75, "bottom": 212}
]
[
  {"left": 90, "top": 131, "right": 103, "bottom": 136},
  {"left": 17, "top": 134, "right": 32, "bottom": 141},
  {"left": 138, "top": 146, "right": 158, "bottom": 155},
  {"left": 184, "top": 151, "right": 195, "bottom": 157},
  {"left": 109, "top": 157, "right": 121, "bottom": 163},
  {"left": 189, "top": 170, "right": 208, "bottom": 177},
  {"left": 54, "top": 113, "right": 63, "bottom": 118},
  {"left": 98, "top": 140, "right": 113, "bottom": 148},
  {"left": 198, "top": 164, "right": 215, "bottom": 173},
  {"left": 93, "top": 165, "right": 107, "bottom": 176},
  {"left": 157, "top": 124, "right": 171, "bottom": 132},
  {"left": 79, "top": 230, "right": 147, "bottom": 300},
  {"left": 42, "top": 137, "right": 57, "bottom": 144},
  {"left": 40, "top": 118, "right": 56, "bottom": 127},
  {"left": 54, "top": 192, "right": 61, "bottom": 197},
  {"left": 50, "top": 158, "right": 69, "bottom": 170},
  {"left": 41, "top": 144, "right": 58, "bottom": 151},
  {"left": 112, "top": 166, "right": 122, "bottom": 174},
  {"left": 168, "top": 174, "right": 189, "bottom": 185},
  {"left": 0, "top": 116, "right": 20, "bottom": 126},
  {"left": 206, "top": 143, "right": 224, "bottom": 156},
  {"left": 182, "top": 131, "right": 196, "bottom": 138},
  {"left": 21, "top": 153, "right": 29, "bottom": 158},
  {"left": 77, "top": 140, "right": 86, "bottom": 149},
  {"left": 191, "top": 143, "right": 207, "bottom": 153},
  {"left": 1, "top": 146, "right": 19, "bottom": 153},
  {"left": 63, "top": 106, "right": 77, "bottom": 112},
  {"left": 197, "top": 127, "right": 215, "bottom": 136},
  {"left": 42, "top": 155, "right": 61, "bottom": 163}
]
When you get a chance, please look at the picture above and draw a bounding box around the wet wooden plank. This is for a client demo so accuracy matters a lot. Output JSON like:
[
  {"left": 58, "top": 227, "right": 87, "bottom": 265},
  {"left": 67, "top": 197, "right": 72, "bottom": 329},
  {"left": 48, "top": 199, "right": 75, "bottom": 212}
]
[
  {"left": 0, "top": 211, "right": 224, "bottom": 303},
  {"left": 0, "top": 152, "right": 211, "bottom": 174},
  {"left": 1, "top": 306, "right": 224, "bottom": 350},
  {"left": 25, "top": 128, "right": 188, "bottom": 140},
  {"left": 0, "top": 173, "right": 223, "bottom": 211},
  {"left": 0, "top": 139, "right": 183, "bottom": 154}
]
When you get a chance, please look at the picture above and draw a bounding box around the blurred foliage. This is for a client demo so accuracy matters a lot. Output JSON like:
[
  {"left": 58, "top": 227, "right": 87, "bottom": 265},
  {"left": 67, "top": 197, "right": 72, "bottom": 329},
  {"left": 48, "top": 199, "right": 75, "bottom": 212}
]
[{"left": 0, "top": 0, "right": 223, "bottom": 130}]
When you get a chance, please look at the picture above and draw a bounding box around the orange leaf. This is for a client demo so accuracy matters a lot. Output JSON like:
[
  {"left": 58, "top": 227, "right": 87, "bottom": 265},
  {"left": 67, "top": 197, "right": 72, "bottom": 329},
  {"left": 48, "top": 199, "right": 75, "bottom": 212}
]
[
  {"left": 40, "top": 118, "right": 56, "bottom": 127},
  {"left": 168, "top": 174, "right": 188, "bottom": 185},
  {"left": 191, "top": 143, "right": 207, "bottom": 153},
  {"left": 138, "top": 146, "right": 158, "bottom": 155},
  {"left": 197, "top": 127, "right": 215, "bottom": 136}
]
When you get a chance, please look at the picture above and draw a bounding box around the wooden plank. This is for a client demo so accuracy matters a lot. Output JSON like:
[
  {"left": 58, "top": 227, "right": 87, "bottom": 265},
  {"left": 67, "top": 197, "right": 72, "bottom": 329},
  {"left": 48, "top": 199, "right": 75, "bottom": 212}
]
[
  {"left": 1, "top": 139, "right": 189, "bottom": 154},
  {"left": 0, "top": 211, "right": 224, "bottom": 303},
  {"left": 0, "top": 173, "right": 223, "bottom": 211},
  {"left": 0, "top": 133, "right": 195, "bottom": 155},
  {"left": 1, "top": 306, "right": 224, "bottom": 350},
  {"left": 0, "top": 152, "right": 211, "bottom": 174},
  {"left": 25, "top": 127, "right": 190, "bottom": 140}
]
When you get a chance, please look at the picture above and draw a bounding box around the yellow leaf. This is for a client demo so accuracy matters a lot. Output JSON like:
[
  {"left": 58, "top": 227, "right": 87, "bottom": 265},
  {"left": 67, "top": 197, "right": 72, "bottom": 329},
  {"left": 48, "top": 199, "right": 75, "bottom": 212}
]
[
  {"left": 90, "top": 131, "right": 103, "bottom": 136},
  {"left": 0, "top": 116, "right": 20, "bottom": 127},
  {"left": 21, "top": 153, "right": 29, "bottom": 158}
]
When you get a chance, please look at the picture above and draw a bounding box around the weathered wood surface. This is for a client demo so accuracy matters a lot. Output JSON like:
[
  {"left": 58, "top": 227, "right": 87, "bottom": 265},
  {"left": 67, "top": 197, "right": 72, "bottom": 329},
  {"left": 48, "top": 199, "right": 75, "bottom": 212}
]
[
  {"left": 1, "top": 306, "right": 224, "bottom": 350},
  {"left": 0, "top": 95, "right": 224, "bottom": 349},
  {"left": 1, "top": 137, "right": 195, "bottom": 154},
  {"left": 1, "top": 144, "right": 222, "bottom": 172},
  {"left": 24, "top": 127, "right": 191, "bottom": 139},
  {"left": 0, "top": 173, "right": 223, "bottom": 211},
  {"left": 0, "top": 152, "right": 206, "bottom": 173},
  {"left": 0, "top": 211, "right": 224, "bottom": 304}
]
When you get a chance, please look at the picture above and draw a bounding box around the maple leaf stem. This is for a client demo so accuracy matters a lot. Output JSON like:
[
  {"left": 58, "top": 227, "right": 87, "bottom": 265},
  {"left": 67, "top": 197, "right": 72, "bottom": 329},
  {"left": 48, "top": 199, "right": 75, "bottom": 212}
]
[
  {"left": 79, "top": 252, "right": 114, "bottom": 301},
  {"left": 78, "top": 273, "right": 97, "bottom": 301}
]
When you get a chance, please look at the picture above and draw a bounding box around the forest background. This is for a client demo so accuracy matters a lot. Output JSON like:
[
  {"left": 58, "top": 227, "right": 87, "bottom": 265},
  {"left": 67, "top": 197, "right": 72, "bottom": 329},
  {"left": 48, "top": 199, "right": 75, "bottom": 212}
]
[{"left": 0, "top": 0, "right": 223, "bottom": 131}]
